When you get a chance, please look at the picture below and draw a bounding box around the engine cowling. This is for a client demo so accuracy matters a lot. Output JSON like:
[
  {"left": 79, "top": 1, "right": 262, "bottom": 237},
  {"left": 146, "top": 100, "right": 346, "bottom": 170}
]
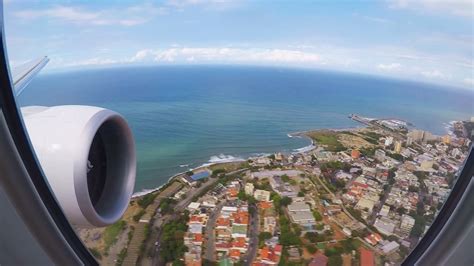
[{"left": 21, "top": 105, "right": 136, "bottom": 227}]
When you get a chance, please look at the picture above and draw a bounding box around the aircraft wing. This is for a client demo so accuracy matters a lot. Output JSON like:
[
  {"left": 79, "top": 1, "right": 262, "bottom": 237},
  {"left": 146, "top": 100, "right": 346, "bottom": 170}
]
[{"left": 11, "top": 56, "right": 49, "bottom": 96}]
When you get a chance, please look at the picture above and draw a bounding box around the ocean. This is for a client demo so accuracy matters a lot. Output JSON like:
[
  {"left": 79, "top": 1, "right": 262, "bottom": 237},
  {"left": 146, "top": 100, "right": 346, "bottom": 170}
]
[{"left": 18, "top": 65, "right": 474, "bottom": 192}]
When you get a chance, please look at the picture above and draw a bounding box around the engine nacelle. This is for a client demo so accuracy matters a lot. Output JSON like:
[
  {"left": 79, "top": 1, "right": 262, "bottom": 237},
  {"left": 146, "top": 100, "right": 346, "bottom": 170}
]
[{"left": 21, "top": 105, "right": 136, "bottom": 227}]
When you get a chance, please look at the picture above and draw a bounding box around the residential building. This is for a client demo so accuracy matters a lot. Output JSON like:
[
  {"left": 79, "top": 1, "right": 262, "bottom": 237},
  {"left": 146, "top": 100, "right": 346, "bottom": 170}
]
[
  {"left": 374, "top": 217, "right": 396, "bottom": 236},
  {"left": 254, "top": 189, "right": 271, "bottom": 201},
  {"left": 360, "top": 247, "right": 375, "bottom": 266},
  {"left": 351, "top": 149, "right": 361, "bottom": 159},
  {"left": 375, "top": 149, "right": 386, "bottom": 161},
  {"left": 394, "top": 141, "right": 402, "bottom": 154},
  {"left": 245, "top": 183, "right": 255, "bottom": 196},
  {"left": 381, "top": 241, "right": 400, "bottom": 255},
  {"left": 287, "top": 202, "right": 311, "bottom": 212},
  {"left": 400, "top": 214, "right": 415, "bottom": 236}
]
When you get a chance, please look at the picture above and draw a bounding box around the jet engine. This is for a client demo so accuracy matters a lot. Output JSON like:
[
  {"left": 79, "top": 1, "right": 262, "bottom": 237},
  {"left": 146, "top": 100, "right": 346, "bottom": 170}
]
[{"left": 21, "top": 105, "right": 136, "bottom": 227}]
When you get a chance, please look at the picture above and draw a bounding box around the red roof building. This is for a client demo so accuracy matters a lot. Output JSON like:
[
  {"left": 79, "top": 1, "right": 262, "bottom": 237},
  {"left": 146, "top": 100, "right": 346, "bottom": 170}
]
[{"left": 360, "top": 247, "right": 375, "bottom": 266}]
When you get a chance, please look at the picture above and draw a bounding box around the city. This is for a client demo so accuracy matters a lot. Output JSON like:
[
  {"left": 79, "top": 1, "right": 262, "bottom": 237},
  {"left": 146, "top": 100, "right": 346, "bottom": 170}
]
[{"left": 81, "top": 116, "right": 472, "bottom": 266}]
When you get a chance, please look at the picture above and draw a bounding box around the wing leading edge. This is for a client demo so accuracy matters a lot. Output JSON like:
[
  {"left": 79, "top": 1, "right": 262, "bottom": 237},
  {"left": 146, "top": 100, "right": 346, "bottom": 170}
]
[{"left": 11, "top": 56, "right": 49, "bottom": 96}]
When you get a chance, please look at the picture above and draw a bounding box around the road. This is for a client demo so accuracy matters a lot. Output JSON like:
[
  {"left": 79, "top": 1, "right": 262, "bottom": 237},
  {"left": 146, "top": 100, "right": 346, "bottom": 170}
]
[
  {"left": 242, "top": 203, "right": 259, "bottom": 266},
  {"left": 367, "top": 185, "right": 391, "bottom": 225},
  {"left": 203, "top": 202, "right": 224, "bottom": 262},
  {"left": 151, "top": 168, "right": 249, "bottom": 265}
]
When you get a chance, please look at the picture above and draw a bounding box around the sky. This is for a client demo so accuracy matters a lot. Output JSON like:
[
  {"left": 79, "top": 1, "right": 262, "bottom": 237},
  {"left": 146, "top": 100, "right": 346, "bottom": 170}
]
[{"left": 3, "top": 0, "right": 474, "bottom": 89}]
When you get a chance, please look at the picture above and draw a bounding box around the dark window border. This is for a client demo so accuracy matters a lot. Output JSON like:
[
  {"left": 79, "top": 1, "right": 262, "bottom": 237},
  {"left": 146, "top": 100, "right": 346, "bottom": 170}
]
[
  {"left": 0, "top": 6, "right": 97, "bottom": 265},
  {"left": 403, "top": 146, "right": 473, "bottom": 265}
]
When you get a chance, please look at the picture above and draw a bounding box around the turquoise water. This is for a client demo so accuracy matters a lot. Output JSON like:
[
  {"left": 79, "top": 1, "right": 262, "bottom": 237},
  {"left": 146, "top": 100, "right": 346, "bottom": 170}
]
[{"left": 18, "top": 66, "right": 474, "bottom": 191}]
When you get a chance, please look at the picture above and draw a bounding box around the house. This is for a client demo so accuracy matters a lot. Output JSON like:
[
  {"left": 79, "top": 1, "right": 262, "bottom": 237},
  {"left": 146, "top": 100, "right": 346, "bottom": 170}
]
[
  {"left": 359, "top": 247, "right": 374, "bottom": 266},
  {"left": 245, "top": 183, "right": 255, "bottom": 195},
  {"left": 309, "top": 254, "right": 328, "bottom": 266},
  {"left": 187, "top": 202, "right": 201, "bottom": 212},
  {"left": 254, "top": 189, "right": 271, "bottom": 201},
  {"left": 255, "top": 245, "right": 282, "bottom": 265},
  {"left": 374, "top": 217, "right": 396, "bottom": 236},
  {"left": 263, "top": 217, "right": 277, "bottom": 234},
  {"left": 381, "top": 241, "right": 400, "bottom": 255}
]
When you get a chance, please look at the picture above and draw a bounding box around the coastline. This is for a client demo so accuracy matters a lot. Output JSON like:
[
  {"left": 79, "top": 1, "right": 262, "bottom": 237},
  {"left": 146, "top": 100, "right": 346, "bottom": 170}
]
[{"left": 132, "top": 129, "right": 317, "bottom": 198}]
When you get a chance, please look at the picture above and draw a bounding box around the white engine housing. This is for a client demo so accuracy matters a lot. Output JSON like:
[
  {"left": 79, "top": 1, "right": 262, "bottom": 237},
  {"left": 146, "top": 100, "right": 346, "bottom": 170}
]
[{"left": 21, "top": 105, "right": 136, "bottom": 227}]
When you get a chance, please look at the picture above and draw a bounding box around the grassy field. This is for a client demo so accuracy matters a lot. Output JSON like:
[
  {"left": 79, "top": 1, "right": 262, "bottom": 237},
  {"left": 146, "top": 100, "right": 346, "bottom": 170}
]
[
  {"left": 306, "top": 130, "right": 346, "bottom": 152},
  {"left": 103, "top": 220, "right": 127, "bottom": 252}
]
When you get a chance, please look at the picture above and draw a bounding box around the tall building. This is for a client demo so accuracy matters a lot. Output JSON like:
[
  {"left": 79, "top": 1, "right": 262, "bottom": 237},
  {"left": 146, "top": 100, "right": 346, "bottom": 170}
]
[
  {"left": 400, "top": 214, "right": 415, "bottom": 236},
  {"left": 406, "top": 136, "right": 413, "bottom": 146},
  {"left": 244, "top": 183, "right": 254, "bottom": 196},
  {"left": 253, "top": 189, "right": 271, "bottom": 201},
  {"left": 442, "top": 135, "right": 451, "bottom": 144},
  {"left": 384, "top": 136, "right": 394, "bottom": 146},
  {"left": 407, "top": 130, "right": 425, "bottom": 142},
  {"left": 375, "top": 149, "right": 386, "bottom": 161},
  {"left": 394, "top": 141, "right": 402, "bottom": 154}
]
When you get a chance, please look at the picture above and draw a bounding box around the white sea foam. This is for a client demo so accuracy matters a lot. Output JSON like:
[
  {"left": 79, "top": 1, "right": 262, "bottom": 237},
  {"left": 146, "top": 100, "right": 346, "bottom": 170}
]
[
  {"left": 287, "top": 133, "right": 302, "bottom": 138},
  {"left": 293, "top": 144, "right": 316, "bottom": 153},
  {"left": 132, "top": 187, "right": 162, "bottom": 198},
  {"left": 208, "top": 154, "right": 245, "bottom": 163},
  {"left": 179, "top": 164, "right": 190, "bottom": 168}
]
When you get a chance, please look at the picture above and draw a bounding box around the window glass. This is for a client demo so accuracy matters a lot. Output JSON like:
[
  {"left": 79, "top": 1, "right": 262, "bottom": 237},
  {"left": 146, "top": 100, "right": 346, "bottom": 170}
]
[{"left": 5, "top": 1, "right": 473, "bottom": 265}]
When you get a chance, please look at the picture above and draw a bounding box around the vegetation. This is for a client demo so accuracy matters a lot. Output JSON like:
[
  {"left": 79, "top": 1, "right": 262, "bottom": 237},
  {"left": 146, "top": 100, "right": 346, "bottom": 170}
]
[
  {"left": 115, "top": 247, "right": 127, "bottom": 266},
  {"left": 137, "top": 192, "right": 159, "bottom": 208},
  {"left": 386, "top": 152, "right": 404, "bottom": 161},
  {"left": 364, "top": 131, "right": 383, "bottom": 140},
  {"left": 281, "top": 174, "right": 290, "bottom": 182},
  {"left": 88, "top": 248, "right": 102, "bottom": 260},
  {"left": 133, "top": 209, "right": 146, "bottom": 222},
  {"left": 280, "top": 196, "right": 293, "bottom": 207},
  {"left": 312, "top": 210, "right": 323, "bottom": 221},
  {"left": 321, "top": 161, "right": 351, "bottom": 172},
  {"left": 306, "top": 244, "right": 318, "bottom": 254},
  {"left": 279, "top": 215, "right": 301, "bottom": 246},
  {"left": 258, "top": 232, "right": 273, "bottom": 246},
  {"left": 307, "top": 131, "right": 346, "bottom": 152},
  {"left": 271, "top": 193, "right": 282, "bottom": 211},
  {"left": 211, "top": 168, "right": 226, "bottom": 177},
  {"left": 103, "top": 220, "right": 126, "bottom": 251},
  {"left": 340, "top": 238, "right": 360, "bottom": 253},
  {"left": 328, "top": 254, "right": 343, "bottom": 266},
  {"left": 159, "top": 198, "right": 177, "bottom": 214},
  {"left": 238, "top": 190, "right": 257, "bottom": 204},
  {"left": 305, "top": 231, "right": 326, "bottom": 243},
  {"left": 159, "top": 213, "right": 189, "bottom": 264},
  {"left": 347, "top": 207, "right": 364, "bottom": 223}
]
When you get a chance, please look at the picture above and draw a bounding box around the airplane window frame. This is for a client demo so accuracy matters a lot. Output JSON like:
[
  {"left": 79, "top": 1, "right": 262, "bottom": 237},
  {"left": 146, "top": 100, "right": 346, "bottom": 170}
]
[
  {"left": 0, "top": 2, "right": 472, "bottom": 264},
  {"left": 0, "top": 7, "right": 97, "bottom": 265},
  {"left": 402, "top": 146, "right": 473, "bottom": 265}
]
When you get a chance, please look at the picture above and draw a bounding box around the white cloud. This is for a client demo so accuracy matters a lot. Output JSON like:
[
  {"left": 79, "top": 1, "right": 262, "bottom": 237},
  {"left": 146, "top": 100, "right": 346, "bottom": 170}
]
[
  {"left": 420, "top": 69, "right": 451, "bottom": 80},
  {"left": 362, "top": 15, "right": 392, "bottom": 24},
  {"left": 377, "top": 63, "right": 402, "bottom": 71},
  {"left": 130, "top": 47, "right": 321, "bottom": 65},
  {"left": 463, "top": 78, "right": 474, "bottom": 86},
  {"left": 66, "top": 57, "right": 119, "bottom": 67},
  {"left": 166, "top": 0, "right": 241, "bottom": 10},
  {"left": 388, "top": 0, "right": 473, "bottom": 17},
  {"left": 14, "top": 5, "right": 156, "bottom": 26}
]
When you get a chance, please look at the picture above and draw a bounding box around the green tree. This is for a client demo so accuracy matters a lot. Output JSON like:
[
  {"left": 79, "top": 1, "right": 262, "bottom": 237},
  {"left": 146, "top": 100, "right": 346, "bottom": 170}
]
[
  {"left": 280, "top": 196, "right": 293, "bottom": 207},
  {"left": 313, "top": 211, "right": 323, "bottom": 221}
]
